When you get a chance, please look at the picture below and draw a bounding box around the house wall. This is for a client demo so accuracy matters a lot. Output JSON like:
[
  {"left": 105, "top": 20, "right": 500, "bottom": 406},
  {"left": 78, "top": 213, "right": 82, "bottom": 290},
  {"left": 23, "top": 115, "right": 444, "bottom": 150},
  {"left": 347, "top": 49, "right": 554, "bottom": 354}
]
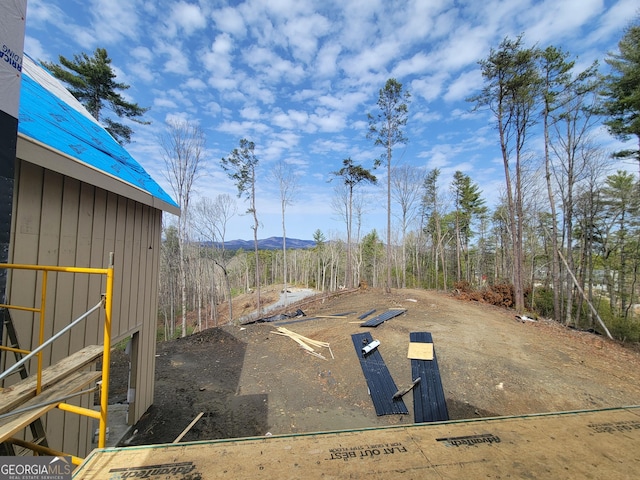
[{"left": 4, "top": 158, "right": 161, "bottom": 457}]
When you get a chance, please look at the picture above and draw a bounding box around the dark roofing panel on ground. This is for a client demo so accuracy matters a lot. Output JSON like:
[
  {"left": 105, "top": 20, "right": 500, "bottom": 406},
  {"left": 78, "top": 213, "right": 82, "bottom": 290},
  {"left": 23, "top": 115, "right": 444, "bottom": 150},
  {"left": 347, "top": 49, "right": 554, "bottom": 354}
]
[
  {"left": 358, "top": 309, "right": 376, "bottom": 320},
  {"left": 360, "top": 309, "right": 406, "bottom": 327},
  {"left": 351, "top": 332, "right": 408, "bottom": 416},
  {"left": 410, "top": 331, "right": 449, "bottom": 423}
]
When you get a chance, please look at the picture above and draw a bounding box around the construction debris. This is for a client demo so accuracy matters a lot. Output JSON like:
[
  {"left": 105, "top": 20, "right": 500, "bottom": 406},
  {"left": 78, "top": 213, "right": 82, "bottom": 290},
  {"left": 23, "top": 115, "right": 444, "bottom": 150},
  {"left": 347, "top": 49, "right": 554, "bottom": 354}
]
[
  {"left": 173, "top": 412, "right": 204, "bottom": 443},
  {"left": 245, "top": 309, "right": 306, "bottom": 325},
  {"left": 393, "top": 377, "right": 421, "bottom": 400},
  {"left": 362, "top": 339, "right": 380, "bottom": 355},
  {"left": 272, "top": 327, "right": 334, "bottom": 360}
]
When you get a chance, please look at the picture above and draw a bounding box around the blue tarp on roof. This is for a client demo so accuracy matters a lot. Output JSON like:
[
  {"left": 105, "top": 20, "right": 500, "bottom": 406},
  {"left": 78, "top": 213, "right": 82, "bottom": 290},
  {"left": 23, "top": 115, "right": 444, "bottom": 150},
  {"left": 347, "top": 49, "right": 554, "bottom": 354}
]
[{"left": 17, "top": 56, "right": 178, "bottom": 211}]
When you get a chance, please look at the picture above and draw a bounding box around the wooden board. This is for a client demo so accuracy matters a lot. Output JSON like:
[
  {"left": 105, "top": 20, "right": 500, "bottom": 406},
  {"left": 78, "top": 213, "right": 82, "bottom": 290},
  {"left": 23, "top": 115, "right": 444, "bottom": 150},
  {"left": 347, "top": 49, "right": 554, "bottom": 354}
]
[
  {"left": 74, "top": 406, "right": 640, "bottom": 479},
  {"left": 0, "top": 345, "right": 103, "bottom": 415},
  {"left": 407, "top": 342, "right": 433, "bottom": 360},
  {"left": 0, "top": 370, "right": 102, "bottom": 443}
]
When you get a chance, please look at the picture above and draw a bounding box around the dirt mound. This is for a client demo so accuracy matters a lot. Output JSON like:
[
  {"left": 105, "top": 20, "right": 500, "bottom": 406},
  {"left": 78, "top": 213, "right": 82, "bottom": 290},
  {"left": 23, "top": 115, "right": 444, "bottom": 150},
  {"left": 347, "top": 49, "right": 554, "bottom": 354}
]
[{"left": 117, "top": 288, "right": 640, "bottom": 446}]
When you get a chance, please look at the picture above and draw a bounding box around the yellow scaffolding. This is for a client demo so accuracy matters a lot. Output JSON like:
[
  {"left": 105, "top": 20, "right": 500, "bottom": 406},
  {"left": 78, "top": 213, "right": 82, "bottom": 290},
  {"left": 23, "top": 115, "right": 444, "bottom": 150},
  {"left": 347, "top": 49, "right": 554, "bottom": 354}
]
[{"left": 0, "top": 255, "right": 114, "bottom": 461}]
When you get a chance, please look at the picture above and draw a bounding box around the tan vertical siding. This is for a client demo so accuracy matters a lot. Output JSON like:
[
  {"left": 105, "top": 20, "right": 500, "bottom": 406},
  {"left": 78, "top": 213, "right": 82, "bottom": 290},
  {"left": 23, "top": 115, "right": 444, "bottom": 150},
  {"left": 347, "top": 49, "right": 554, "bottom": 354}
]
[
  {"left": 114, "top": 198, "right": 130, "bottom": 337},
  {"left": 7, "top": 158, "right": 162, "bottom": 457},
  {"left": 9, "top": 161, "right": 41, "bottom": 362},
  {"left": 88, "top": 187, "right": 107, "bottom": 346}
]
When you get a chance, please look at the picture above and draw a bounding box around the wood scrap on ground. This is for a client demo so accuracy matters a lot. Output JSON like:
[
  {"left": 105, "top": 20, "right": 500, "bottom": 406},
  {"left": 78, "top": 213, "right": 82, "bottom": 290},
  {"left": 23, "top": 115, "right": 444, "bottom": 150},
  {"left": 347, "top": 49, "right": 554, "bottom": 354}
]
[
  {"left": 273, "top": 327, "right": 334, "bottom": 360},
  {"left": 393, "top": 377, "right": 421, "bottom": 399},
  {"left": 173, "top": 412, "right": 204, "bottom": 443}
]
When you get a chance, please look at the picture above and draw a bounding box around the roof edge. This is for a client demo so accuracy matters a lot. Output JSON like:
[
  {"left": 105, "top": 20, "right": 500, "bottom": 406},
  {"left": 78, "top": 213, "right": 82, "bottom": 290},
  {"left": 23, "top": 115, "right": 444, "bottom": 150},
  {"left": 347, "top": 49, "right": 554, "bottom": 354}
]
[{"left": 17, "top": 134, "right": 181, "bottom": 216}]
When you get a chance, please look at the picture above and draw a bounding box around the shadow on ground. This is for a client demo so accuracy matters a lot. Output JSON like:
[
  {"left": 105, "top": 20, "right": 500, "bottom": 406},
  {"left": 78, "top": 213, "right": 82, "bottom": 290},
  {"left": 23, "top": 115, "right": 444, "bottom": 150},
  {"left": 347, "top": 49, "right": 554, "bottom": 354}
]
[{"left": 120, "top": 328, "right": 268, "bottom": 445}]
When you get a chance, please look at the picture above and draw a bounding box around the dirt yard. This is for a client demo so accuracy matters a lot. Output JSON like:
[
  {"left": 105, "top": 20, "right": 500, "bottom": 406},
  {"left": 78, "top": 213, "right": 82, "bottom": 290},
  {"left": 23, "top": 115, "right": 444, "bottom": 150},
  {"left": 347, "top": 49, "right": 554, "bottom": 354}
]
[{"left": 113, "top": 287, "right": 640, "bottom": 446}]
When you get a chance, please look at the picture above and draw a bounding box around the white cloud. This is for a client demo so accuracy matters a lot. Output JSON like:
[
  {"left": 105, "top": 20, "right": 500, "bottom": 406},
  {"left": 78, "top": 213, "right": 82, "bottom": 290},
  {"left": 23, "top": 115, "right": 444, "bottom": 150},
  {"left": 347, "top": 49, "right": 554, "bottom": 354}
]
[
  {"left": 281, "top": 13, "right": 332, "bottom": 63},
  {"left": 24, "top": 37, "right": 48, "bottom": 62},
  {"left": 204, "top": 101, "right": 222, "bottom": 117},
  {"left": 444, "top": 69, "right": 483, "bottom": 102},
  {"left": 169, "top": 1, "right": 207, "bottom": 36},
  {"left": 243, "top": 46, "right": 306, "bottom": 84},
  {"left": 164, "top": 111, "right": 191, "bottom": 125},
  {"left": 217, "top": 119, "right": 271, "bottom": 136},
  {"left": 154, "top": 98, "right": 179, "bottom": 109},
  {"left": 202, "top": 33, "right": 235, "bottom": 76},
  {"left": 341, "top": 38, "right": 402, "bottom": 78},
  {"left": 270, "top": 108, "right": 308, "bottom": 130},
  {"left": 586, "top": 0, "right": 639, "bottom": 45},
  {"left": 523, "top": 0, "right": 604, "bottom": 45},
  {"left": 412, "top": 109, "right": 442, "bottom": 124},
  {"left": 131, "top": 64, "right": 155, "bottom": 83},
  {"left": 314, "top": 42, "right": 342, "bottom": 78},
  {"left": 241, "top": 79, "right": 276, "bottom": 105},
  {"left": 211, "top": 6, "right": 247, "bottom": 37},
  {"left": 338, "top": 0, "right": 384, "bottom": 52},
  {"left": 411, "top": 74, "right": 447, "bottom": 102},
  {"left": 430, "top": 25, "right": 492, "bottom": 73},
  {"left": 394, "top": 52, "right": 432, "bottom": 78},
  {"left": 310, "top": 108, "right": 347, "bottom": 133},
  {"left": 156, "top": 41, "right": 191, "bottom": 75},
  {"left": 131, "top": 46, "right": 154, "bottom": 63},
  {"left": 24, "top": 0, "right": 66, "bottom": 27},
  {"left": 184, "top": 78, "right": 207, "bottom": 90},
  {"left": 88, "top": 0, "right": 140, "bottom": 44},
  {"left": 239, "top": 106, "right": 261, "bottom": 120}
]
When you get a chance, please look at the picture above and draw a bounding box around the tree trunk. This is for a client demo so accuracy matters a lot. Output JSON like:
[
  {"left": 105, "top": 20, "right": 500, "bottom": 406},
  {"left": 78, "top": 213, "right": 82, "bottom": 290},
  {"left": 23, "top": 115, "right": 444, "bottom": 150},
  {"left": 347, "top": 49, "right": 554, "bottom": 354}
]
[{"left": 544, "top": 103, "right": 563, "bottom": 323}]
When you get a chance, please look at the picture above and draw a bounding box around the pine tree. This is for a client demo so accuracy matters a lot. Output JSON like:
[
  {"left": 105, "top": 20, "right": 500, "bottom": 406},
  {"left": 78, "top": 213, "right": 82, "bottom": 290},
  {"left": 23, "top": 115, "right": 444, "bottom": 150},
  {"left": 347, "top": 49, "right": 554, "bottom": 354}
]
[
  {"left": 602, "top": 19, "right": 640, "bottom": 166},
  {"left": 43, "top": 48, "right": 149, "bottom": 144},
  {"left": 331, "top": 158, "right": 377, "bottom": 288},
  {"left": 368, "top": 78, "right": 410, "bottom": 293}
]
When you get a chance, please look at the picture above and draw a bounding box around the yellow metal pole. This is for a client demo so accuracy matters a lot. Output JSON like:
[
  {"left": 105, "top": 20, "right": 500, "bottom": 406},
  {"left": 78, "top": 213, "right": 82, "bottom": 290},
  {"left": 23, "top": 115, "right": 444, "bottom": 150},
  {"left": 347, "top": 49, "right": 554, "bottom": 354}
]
[
  {"left": 7, "top": 437, "right": 84, "bottom": 466},
  {"left": 98, "top": 255, "right": 114, "bottom": 448},
  {"left": 57, "top": 402, "right": 102, "bottom": 419},
  {"left": 0, "top": 345, "right": 31, "bottom": 355},
  {"left": 36, "top": 270, "right": 48, "bottom": 395}
]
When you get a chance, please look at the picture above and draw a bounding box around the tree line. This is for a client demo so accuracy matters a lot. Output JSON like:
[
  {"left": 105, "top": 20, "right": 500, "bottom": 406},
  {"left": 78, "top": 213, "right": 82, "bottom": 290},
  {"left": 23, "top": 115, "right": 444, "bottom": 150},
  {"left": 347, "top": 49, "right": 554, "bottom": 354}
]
[{"left": 44, "top": 21, "right": 640, "bottom": 342}]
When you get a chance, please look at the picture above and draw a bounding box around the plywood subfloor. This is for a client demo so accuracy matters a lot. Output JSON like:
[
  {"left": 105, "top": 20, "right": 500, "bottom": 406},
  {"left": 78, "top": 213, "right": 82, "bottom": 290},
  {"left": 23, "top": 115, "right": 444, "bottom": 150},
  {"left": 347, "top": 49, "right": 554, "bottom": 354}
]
[{"left": 74, "top": 406, "right": 640, "bottom": 479}]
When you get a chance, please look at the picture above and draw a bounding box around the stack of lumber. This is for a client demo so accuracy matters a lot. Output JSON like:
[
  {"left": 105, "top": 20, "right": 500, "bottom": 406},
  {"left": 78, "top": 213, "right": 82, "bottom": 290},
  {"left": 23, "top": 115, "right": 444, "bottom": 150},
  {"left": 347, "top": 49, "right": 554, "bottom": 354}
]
[{"left": 272, "top": 327, "right": 334, "bottom": 360}]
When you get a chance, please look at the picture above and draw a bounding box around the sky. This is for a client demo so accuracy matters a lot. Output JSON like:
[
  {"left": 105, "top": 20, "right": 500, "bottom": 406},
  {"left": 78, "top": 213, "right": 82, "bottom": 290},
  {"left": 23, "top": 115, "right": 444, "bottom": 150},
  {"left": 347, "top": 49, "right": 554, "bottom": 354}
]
[{"left": 23, "top": 0, "right": 638, "bottom": 241}]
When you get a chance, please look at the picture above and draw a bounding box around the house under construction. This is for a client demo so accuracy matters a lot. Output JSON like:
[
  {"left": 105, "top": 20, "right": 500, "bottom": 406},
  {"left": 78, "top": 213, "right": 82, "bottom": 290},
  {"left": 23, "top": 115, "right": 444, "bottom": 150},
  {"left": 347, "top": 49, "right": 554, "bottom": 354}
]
[{"left": 0, "top": 52, "right": 179, "bottom": 462}]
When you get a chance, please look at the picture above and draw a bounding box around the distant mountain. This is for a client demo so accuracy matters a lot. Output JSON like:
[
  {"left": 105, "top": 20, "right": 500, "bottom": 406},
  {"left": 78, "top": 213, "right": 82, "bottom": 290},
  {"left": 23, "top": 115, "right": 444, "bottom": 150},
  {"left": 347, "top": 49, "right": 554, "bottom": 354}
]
[{"left": 209, "top": 237, "right": 316, "bottom": 251}]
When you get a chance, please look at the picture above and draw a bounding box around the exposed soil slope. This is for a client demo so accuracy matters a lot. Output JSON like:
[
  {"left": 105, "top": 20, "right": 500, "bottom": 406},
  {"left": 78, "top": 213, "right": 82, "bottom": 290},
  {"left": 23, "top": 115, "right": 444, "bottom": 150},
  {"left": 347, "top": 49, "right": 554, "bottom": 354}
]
[{"left": 115, "top": 287, "right": 640, "bottom": 446}]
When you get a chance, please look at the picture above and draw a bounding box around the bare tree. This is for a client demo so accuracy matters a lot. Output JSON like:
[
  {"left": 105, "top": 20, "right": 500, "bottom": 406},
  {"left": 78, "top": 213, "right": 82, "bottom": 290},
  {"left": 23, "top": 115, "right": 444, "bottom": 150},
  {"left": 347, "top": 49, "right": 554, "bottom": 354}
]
[
  {"left": 539, "top": 46, "right": 574, "bottom": 323},
  {"left": 392, "top": 164, "right": 425, "bottom": 288},
  {"left": 422, "top": 168, "right": 447, "bottom": 289},
  {"left": 271, "top": 159, "right": 299, "bottom": 304},
  {"left": 550, "top": 65, "right": 601, "bottom": 325},
  {"left": 222, "top": 139, "right": 261, "bottom": 317},
  {"left": 193, "top": 194, "right": 237, "bottom": 324},
  {"left": 162, "top": 119, "right": 205, "bottom": 337}
]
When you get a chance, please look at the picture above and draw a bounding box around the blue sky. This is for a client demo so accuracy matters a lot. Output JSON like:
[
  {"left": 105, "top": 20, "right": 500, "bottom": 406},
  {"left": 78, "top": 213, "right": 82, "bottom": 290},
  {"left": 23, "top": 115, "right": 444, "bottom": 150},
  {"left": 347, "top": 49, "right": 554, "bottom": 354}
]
[{"left": 23, "top": 0, "right": 638, "bottom": 241}]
